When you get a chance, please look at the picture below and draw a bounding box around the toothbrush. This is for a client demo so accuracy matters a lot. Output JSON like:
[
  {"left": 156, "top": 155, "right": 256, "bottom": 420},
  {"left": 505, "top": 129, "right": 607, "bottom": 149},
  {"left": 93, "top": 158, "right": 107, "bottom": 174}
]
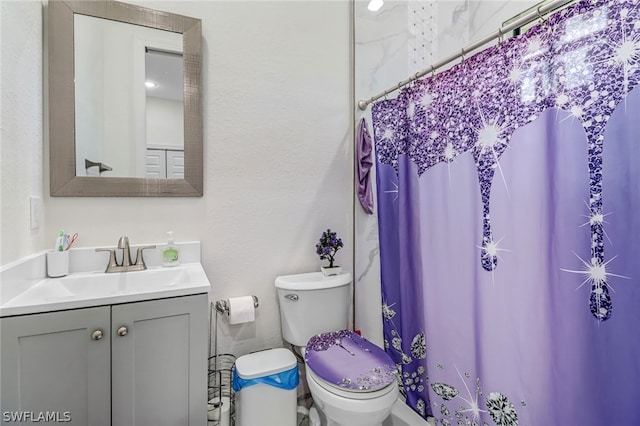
[
  {"left": 65, "top": 233, "right": 78, "bottom": 250},
  {"left": 55, "top": 230, "right": 64, "bottom": 251}
]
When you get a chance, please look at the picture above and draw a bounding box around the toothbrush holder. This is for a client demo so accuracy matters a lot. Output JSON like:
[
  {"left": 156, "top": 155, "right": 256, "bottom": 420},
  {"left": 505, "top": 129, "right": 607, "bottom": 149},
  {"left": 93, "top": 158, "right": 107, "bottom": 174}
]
[{"left": 46, "top": 250, "right": 69, "bottom": 278}]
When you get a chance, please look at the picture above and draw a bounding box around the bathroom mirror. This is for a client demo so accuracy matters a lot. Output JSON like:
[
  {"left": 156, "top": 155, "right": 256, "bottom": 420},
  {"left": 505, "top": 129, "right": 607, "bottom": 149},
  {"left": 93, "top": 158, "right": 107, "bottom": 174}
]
[{"left": 48, "top": 0, "right": 202, "bottom": 196}]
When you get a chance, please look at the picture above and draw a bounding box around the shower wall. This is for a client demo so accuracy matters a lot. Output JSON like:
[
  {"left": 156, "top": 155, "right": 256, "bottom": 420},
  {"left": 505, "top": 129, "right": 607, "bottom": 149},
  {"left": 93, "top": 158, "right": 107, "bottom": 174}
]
[{"left": 354, "top": 0, "right": 539, "bottom": 346}]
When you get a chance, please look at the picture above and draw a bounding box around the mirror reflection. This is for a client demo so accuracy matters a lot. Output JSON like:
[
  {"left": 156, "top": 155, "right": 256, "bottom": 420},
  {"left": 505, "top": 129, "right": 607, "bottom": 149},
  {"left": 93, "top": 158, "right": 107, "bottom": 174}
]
[
  {"left": 74, "top": 14, "right": 184, "bottom": 179},
  {"left": 145, "top": 49, "right": 184, "bottom": 179}
]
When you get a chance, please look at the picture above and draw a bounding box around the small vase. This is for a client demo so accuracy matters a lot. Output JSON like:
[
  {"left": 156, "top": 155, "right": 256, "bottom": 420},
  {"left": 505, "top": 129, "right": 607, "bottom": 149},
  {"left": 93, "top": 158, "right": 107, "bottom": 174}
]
[{"left": 321, "top": 266, "right": 342, "bottom": 276}]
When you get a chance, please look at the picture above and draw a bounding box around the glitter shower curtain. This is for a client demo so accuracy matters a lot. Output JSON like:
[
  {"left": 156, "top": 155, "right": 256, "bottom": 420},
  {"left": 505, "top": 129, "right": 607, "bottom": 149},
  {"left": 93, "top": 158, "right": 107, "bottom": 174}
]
[{"left": 371, "top": 1, "right": 640, "bottom": 425}]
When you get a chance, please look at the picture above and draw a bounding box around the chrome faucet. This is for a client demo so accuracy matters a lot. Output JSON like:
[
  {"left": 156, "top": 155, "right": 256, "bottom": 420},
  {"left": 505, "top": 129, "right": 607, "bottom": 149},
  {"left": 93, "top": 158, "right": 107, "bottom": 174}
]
[{"left": 96, "top": 236, "right": 156, "bottom": 273}]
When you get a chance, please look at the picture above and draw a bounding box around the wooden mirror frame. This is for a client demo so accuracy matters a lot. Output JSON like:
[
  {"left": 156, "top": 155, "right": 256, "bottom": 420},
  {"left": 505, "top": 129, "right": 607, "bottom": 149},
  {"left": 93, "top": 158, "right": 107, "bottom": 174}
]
[{"left": 48, "top": 0, "right": 202, "bottom": 197}]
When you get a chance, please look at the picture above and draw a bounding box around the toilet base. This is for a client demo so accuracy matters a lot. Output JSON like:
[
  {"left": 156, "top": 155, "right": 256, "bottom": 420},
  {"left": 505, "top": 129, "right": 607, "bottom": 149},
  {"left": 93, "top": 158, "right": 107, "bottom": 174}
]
[
  {"left": 306, "top": 368, "right": 397, "bottom": 426},
  {"left": 308, "top": 406, "right": 321, "bottom": 426}
]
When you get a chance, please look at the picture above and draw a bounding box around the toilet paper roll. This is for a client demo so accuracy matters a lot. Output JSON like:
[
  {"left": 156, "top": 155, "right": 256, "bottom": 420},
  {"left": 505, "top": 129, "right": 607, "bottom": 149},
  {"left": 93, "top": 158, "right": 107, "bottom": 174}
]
[
  {"left": 208, "top": 396, "right": 231, "bottom": 426},
  {"left": 228, "top": 296, "right": 255, "bottom": 324}
]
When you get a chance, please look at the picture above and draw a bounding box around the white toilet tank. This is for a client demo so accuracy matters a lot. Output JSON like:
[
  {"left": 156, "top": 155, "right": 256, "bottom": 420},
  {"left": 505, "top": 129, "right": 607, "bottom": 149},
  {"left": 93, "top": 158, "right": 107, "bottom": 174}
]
[{"left": 275, "top": 272, "right": 352, "bottom": 347}]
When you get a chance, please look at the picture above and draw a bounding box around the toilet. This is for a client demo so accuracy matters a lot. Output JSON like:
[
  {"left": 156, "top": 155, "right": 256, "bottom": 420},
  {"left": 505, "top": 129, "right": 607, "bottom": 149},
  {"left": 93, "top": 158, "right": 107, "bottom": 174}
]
[{"left": 275, "top": 272, "right": 398, "bottom": 426}]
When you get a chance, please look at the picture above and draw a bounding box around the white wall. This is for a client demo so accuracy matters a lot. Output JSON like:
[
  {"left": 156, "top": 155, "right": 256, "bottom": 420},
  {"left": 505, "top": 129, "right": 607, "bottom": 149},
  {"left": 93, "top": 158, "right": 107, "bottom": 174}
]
[
  {"left": 2, "top": 0, "right": 352, "bottom": 357},
  {"left": 354, "top": 0, "right": 540, "bottom": 347},
  {"left": 0, "top": 0, "right": 46, "bottom": 265}
]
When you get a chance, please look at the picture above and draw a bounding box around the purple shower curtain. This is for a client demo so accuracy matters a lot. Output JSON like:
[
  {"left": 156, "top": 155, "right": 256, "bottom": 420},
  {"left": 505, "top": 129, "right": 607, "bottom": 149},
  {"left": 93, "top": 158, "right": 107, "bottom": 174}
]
[{"left": 372, "top": 1, "right": 640, "bottom": 425}]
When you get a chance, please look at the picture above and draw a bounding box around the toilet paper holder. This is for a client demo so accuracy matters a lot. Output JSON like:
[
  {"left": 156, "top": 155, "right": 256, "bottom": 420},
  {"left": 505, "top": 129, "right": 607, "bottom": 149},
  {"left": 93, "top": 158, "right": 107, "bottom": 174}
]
[{"left": 214, "top": 296, "right": 259, "bottom": 315}]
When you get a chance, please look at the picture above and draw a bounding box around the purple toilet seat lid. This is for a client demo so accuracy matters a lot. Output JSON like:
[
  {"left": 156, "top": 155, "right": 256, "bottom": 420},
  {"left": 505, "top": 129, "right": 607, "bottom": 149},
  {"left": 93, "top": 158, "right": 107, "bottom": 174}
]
[{"left": 304, "top": 330, "right": 397, "bottom": 392}]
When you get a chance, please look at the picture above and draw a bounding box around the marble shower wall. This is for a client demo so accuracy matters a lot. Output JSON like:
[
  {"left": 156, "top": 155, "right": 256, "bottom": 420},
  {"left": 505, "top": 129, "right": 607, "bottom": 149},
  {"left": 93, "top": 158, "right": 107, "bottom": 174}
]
[{"left": 354, "top": 0, "right": 539, "bottom": 347}]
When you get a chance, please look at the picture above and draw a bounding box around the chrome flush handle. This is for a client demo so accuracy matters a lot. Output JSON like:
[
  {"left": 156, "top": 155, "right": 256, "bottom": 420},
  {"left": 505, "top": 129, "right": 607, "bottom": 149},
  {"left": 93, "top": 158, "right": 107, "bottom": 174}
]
[{"left": 284, "top": 294, "right": 298, "bottom": 301}]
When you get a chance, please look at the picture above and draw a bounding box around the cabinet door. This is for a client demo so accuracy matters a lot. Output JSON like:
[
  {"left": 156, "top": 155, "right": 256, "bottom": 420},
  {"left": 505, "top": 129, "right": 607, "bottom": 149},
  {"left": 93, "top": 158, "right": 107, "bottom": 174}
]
[
  {"left": 145, "top": 149, "right": 167, "bottom": 178},
  {"left": 0, "top": 307, "right": 111, "bottom": 426},
  {"left": 166, "top": 150, "right": 184, "bottom": 179},
  {"left": 111, "top": 294, "right": 207, "bottom": 426}
]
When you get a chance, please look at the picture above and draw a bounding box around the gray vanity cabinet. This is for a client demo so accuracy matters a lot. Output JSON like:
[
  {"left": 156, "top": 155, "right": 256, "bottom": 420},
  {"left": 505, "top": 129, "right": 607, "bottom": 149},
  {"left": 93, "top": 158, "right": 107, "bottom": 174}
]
[
  {"left": 0, "top": 294, "right": 207, "bottom": 426},
  {"left": 111, "top": 294, "right": 208, "bottom": 426},
  {"left": 0, "top": 306, "right": 112, "bottom": 425}
]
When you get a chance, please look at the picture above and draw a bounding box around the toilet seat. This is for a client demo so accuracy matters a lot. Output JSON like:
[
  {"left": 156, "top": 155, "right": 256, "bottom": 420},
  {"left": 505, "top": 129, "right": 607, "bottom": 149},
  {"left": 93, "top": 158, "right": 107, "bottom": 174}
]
[
  {"left": 304, "top": 330, "right": 397, "bottom": 394},
  {"left": 307, "top": 366, "right": 398, "bottom": 400}
]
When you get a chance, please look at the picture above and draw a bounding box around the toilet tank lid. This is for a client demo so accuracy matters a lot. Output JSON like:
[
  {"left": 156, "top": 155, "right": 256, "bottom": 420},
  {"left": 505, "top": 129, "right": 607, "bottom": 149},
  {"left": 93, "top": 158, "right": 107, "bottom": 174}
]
[
  {"left": 235, "top": 348, "right": 297, "bottom": 380},
  {"left": 275, "top": 272, "right": 352, "bottom": 291}
]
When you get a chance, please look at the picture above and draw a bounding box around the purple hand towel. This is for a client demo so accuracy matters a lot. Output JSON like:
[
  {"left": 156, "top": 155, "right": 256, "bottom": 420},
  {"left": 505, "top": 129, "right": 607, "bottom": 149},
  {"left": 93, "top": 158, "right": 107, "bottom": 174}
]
[{"left": 356, "top": 118, "right": 374, "bottom": 214}]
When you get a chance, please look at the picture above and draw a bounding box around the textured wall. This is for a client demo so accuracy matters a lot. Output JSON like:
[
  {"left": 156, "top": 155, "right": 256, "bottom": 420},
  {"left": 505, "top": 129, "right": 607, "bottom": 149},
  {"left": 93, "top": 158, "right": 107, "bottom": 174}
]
[{"left": 1, "top": 0, "right": 45, "bottom": 265}]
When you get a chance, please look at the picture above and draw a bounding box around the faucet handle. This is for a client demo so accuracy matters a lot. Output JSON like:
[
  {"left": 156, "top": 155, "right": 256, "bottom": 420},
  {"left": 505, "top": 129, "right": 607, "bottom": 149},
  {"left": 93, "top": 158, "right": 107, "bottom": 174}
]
[
  {"left": 134, "top": 245, "right": 156, "bottom": 269},
  {"left": 95, "top": 248, "right": 118, "bottom": 273}
]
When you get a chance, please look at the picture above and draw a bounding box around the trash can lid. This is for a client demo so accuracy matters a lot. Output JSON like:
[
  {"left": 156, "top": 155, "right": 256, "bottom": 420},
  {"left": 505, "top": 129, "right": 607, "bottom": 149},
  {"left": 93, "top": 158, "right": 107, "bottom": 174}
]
[{"left": 235, "top": 348, "right": 297, "bottom": 380}]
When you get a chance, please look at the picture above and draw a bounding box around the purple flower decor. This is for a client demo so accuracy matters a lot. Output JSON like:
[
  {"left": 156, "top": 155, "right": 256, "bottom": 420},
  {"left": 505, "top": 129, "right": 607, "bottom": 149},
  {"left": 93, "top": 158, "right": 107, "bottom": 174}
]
[{"left": 315, "top": 229, "right": 343, "bottom": 268}]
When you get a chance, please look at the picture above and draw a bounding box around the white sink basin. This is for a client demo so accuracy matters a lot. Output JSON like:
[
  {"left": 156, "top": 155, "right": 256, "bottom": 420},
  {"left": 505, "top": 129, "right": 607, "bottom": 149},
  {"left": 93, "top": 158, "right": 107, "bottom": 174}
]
[
  {"left": 0, "top": 263, "right": 210, "bottom": 316},
  {"left": 59, "top": 267, "right": 188, "bottom": 296}
]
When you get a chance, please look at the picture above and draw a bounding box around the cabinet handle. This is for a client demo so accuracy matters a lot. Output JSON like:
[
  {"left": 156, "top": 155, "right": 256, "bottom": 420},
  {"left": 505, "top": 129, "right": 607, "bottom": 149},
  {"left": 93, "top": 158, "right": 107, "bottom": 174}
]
[
  {"left": 91, "top": 330, "right": 103, "bottom": 341},
  {"left": 117, "top": 326, "right": 128, "bottom": 337}
]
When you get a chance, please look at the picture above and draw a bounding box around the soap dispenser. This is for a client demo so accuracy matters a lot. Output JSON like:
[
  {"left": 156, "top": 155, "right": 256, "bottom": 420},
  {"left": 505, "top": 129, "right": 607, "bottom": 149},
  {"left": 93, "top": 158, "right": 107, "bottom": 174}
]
[{"left": 162, "top": 231, "right": 180, "bottom": 267}]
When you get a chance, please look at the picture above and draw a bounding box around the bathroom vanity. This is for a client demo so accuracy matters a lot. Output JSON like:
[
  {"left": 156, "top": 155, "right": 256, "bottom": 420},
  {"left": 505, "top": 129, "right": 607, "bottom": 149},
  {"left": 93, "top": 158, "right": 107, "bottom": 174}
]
[{"left": 0, "top": 243, "right": 210, "bottom": 426}]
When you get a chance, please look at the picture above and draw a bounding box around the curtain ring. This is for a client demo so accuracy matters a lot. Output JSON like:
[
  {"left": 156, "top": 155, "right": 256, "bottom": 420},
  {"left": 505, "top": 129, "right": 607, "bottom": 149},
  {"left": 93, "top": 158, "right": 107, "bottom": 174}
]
[
  {"left": 497, "top": 27, "right": 504, "bottom": 48},
  {"left": 460, "top": 47, "right": 466, "bottom": 65},
  {"left": 430, "top": 65, "right": 436, "bottom": 78},
  {"left": 537, "top": 5, "right": 547, "bottom": 25}
]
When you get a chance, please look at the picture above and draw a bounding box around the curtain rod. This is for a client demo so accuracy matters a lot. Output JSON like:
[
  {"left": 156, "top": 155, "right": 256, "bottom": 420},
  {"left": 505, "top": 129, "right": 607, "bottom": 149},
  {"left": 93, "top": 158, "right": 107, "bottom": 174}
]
[{"left": 357, "top": 0, "right": 575, "bottom": 110}]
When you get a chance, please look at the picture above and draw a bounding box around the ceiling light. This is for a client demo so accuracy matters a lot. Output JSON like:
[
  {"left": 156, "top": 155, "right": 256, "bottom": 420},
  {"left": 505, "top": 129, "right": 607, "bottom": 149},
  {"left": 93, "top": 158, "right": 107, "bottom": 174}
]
[
  {"left": 145, "top": 81, "right": 156, "bottom": 88},
  {"left": 368, "top": 0, "right": 383, "bottom": 12}
]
